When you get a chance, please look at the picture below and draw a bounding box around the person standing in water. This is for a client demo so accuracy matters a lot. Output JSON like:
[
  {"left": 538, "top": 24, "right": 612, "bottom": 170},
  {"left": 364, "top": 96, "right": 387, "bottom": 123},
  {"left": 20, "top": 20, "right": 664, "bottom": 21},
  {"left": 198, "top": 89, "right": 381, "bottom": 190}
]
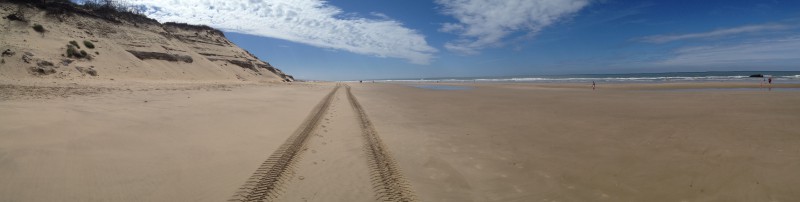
[
  {"left": 768, "top": 77, "right": 773, "bottom": 91},
  {"left": 592, "top": 81, "right": 596, "bottom": 91}
]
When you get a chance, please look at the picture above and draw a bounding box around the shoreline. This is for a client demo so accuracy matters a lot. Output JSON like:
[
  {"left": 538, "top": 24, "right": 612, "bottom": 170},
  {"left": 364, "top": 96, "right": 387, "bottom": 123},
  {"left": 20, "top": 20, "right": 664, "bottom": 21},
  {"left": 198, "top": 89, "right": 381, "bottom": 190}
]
[
  {"left": 376, "top": 81, "right": 800, "bottom": 91},
  {"left": 348, "top": 71, "right": 800, "bottom": 84},
  {"left": 3, "top": 80, "right": 799, "bottom": 100}
]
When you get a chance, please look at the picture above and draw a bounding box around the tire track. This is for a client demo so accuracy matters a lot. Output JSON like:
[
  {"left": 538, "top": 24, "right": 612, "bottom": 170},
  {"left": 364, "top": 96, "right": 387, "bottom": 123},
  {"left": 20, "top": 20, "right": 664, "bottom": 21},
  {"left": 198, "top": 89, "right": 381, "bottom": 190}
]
[
  {"left": 229, "top": 85, "right": 340, "bottom": 202},
  {"left": 346, "top": 85, "right": 417, "bottom": 202}
]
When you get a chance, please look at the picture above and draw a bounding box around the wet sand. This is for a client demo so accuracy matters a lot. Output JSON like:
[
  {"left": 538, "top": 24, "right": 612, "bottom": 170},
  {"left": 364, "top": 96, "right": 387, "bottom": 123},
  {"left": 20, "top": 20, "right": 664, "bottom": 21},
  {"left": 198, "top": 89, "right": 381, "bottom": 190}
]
[{"left": 352, "top": 83, "right": 800, "bottom": 201}]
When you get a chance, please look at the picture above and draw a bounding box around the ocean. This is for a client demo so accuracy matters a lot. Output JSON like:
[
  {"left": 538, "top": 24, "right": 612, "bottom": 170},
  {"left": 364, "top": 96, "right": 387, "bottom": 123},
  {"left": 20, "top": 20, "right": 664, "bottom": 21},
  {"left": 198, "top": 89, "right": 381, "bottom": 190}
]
[{"left": 372, "top": 71, "right": 800, "bottom": 83}]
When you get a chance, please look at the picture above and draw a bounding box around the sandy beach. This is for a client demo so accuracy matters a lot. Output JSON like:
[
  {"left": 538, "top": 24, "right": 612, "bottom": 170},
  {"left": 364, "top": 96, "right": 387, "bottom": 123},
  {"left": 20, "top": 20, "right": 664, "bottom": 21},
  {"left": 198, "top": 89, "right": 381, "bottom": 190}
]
[
  {"left": 0, "top": 81, "right": 331, "bottom": 201},
  {"left": 353, "top": 83, "right": 800, "bottom": 201},
  {"left": 4, "top": 1, "right": 800, "bottom": 201},
  {"left": 1, "top": 81, "right": 799, "bottom": 201}
]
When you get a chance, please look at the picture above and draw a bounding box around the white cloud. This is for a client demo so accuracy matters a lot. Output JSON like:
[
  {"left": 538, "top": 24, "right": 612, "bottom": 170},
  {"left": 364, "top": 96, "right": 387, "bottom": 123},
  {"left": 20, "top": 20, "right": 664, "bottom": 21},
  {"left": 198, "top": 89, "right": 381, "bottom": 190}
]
[
  {"left": 435, "top": 0, "right": 590, "bottom": 54},
  {"left": 658, "top": 36, "right": 800, "bottom": 66},
  {"left": 121, "top": 0, "right": 437, "bottom": 64},
  {"left": 639, "top": 24, "right": 791, "bottom": 43}
]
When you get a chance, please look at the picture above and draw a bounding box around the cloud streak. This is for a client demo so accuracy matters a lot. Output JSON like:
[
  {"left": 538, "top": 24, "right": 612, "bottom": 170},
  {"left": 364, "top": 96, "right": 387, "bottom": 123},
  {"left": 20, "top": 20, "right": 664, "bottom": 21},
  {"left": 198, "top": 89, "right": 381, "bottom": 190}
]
[
  {"left": 639, "top": 24, "right": 791, "bottom": 43},
  {"left": 657, "top": 36, "right": 800, "bottom": 66},
  {"left": 436, "top": 0, "right": 591, "bottom": 54},
  {"left": 121, "top": 0, "right": 437, "bottom": 64}
]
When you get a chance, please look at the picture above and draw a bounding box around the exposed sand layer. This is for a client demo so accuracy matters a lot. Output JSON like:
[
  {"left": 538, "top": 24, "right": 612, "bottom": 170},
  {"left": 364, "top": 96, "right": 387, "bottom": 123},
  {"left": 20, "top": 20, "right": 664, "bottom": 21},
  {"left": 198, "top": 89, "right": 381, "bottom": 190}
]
[{"left": 2, "top": 82, "right": 799, "bottom": 201}]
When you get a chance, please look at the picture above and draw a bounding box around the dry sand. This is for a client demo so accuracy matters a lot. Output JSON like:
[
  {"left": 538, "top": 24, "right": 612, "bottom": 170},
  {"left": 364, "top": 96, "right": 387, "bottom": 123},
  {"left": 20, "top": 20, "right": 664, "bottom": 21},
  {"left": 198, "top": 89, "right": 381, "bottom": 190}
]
[
  {"left": 2, "top": 81, "right": 800, "bottom": 201},
  {"left": 0, "top": 82, "right": 331, "bottom": 201},
  {"left": 277, "top": 88, "right": 374, "bottom": 202}
]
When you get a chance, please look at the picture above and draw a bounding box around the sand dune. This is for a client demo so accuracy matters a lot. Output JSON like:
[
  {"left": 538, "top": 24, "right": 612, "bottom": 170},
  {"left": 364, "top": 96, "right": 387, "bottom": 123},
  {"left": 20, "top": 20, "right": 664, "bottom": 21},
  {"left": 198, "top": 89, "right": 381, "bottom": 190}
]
[{"left": 0, "top": 1, "right": 292, "bottom": 83}]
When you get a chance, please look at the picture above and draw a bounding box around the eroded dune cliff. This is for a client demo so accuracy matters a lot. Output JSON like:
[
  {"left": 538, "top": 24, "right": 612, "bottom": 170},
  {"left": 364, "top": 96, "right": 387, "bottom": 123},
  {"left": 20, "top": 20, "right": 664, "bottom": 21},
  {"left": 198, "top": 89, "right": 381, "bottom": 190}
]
[{"left": 0, "top": 1, "right": 294, "bottom": 83}]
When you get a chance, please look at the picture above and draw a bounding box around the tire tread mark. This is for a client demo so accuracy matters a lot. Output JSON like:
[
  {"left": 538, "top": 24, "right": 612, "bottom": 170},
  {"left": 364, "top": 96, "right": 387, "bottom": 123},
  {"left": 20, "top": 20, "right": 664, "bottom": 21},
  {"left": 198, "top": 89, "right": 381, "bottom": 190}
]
[
  {"left": 229, "top": 85, "right": 340, "bottom": 202},
  {"left": 346, "top": 85, "right": 417, "bottom": 202}
]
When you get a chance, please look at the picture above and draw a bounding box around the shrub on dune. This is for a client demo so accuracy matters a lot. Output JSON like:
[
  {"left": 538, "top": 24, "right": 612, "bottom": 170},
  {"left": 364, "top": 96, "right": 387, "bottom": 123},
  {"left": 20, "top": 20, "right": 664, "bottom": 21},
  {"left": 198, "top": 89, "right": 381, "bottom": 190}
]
[
  {"left": 69, "top": 40, "right": 80, "bottom": 49},
  {"left": 66, "top": 45, "right": 77, "bottom": 57},
  {"left": 32, "top": 24, "right": 45, "bottom": 33},
  {"left": 83, "top": 40, "right": 95, "bottom": 49},
  {"left": 66, "top": 45, "right": 87, "bottom": 58}
]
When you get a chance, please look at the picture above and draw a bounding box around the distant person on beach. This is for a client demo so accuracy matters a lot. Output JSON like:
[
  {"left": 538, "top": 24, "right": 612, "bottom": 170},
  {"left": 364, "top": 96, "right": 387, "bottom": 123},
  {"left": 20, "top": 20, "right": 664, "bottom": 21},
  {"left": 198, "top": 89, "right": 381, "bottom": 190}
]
[
  {"left": 768, "top": 77, "right": 772, "bottom": 84},
  {"left": 592, "top": 81, "right": 596, "bottom": 90}
]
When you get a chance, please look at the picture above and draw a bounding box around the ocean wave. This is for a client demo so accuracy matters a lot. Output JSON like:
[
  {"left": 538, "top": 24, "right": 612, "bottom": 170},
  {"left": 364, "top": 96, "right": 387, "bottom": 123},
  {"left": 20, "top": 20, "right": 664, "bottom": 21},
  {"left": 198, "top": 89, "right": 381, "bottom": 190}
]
[{"left": 471, "top": 76, "right": 754, "bottom": 82}]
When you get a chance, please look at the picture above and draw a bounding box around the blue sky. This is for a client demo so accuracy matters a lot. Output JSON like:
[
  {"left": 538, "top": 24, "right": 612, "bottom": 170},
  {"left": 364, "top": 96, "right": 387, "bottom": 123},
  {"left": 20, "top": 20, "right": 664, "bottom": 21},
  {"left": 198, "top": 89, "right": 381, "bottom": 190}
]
[{"left": 111, "top": 0, "right": 800, "bottom": 80}]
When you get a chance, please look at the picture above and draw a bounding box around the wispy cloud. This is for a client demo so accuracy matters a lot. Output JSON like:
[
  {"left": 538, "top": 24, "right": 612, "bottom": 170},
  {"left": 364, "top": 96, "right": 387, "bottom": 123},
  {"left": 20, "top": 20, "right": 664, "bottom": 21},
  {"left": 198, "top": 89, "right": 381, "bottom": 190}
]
[
  {"left": 657, "top": 36, "right": 800, "bottom": 66},
  {"left": 121, "top": 0, "right": 437, "bottom": 64},
  {"left": 639, "top": 23, "right": 791, "bottom": 43},
  {"left": 435, "top": 0, "right": 591, "bottom": 55},
  {"left": 369, "top": 12, "right": 390, "bottom": 20}
]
